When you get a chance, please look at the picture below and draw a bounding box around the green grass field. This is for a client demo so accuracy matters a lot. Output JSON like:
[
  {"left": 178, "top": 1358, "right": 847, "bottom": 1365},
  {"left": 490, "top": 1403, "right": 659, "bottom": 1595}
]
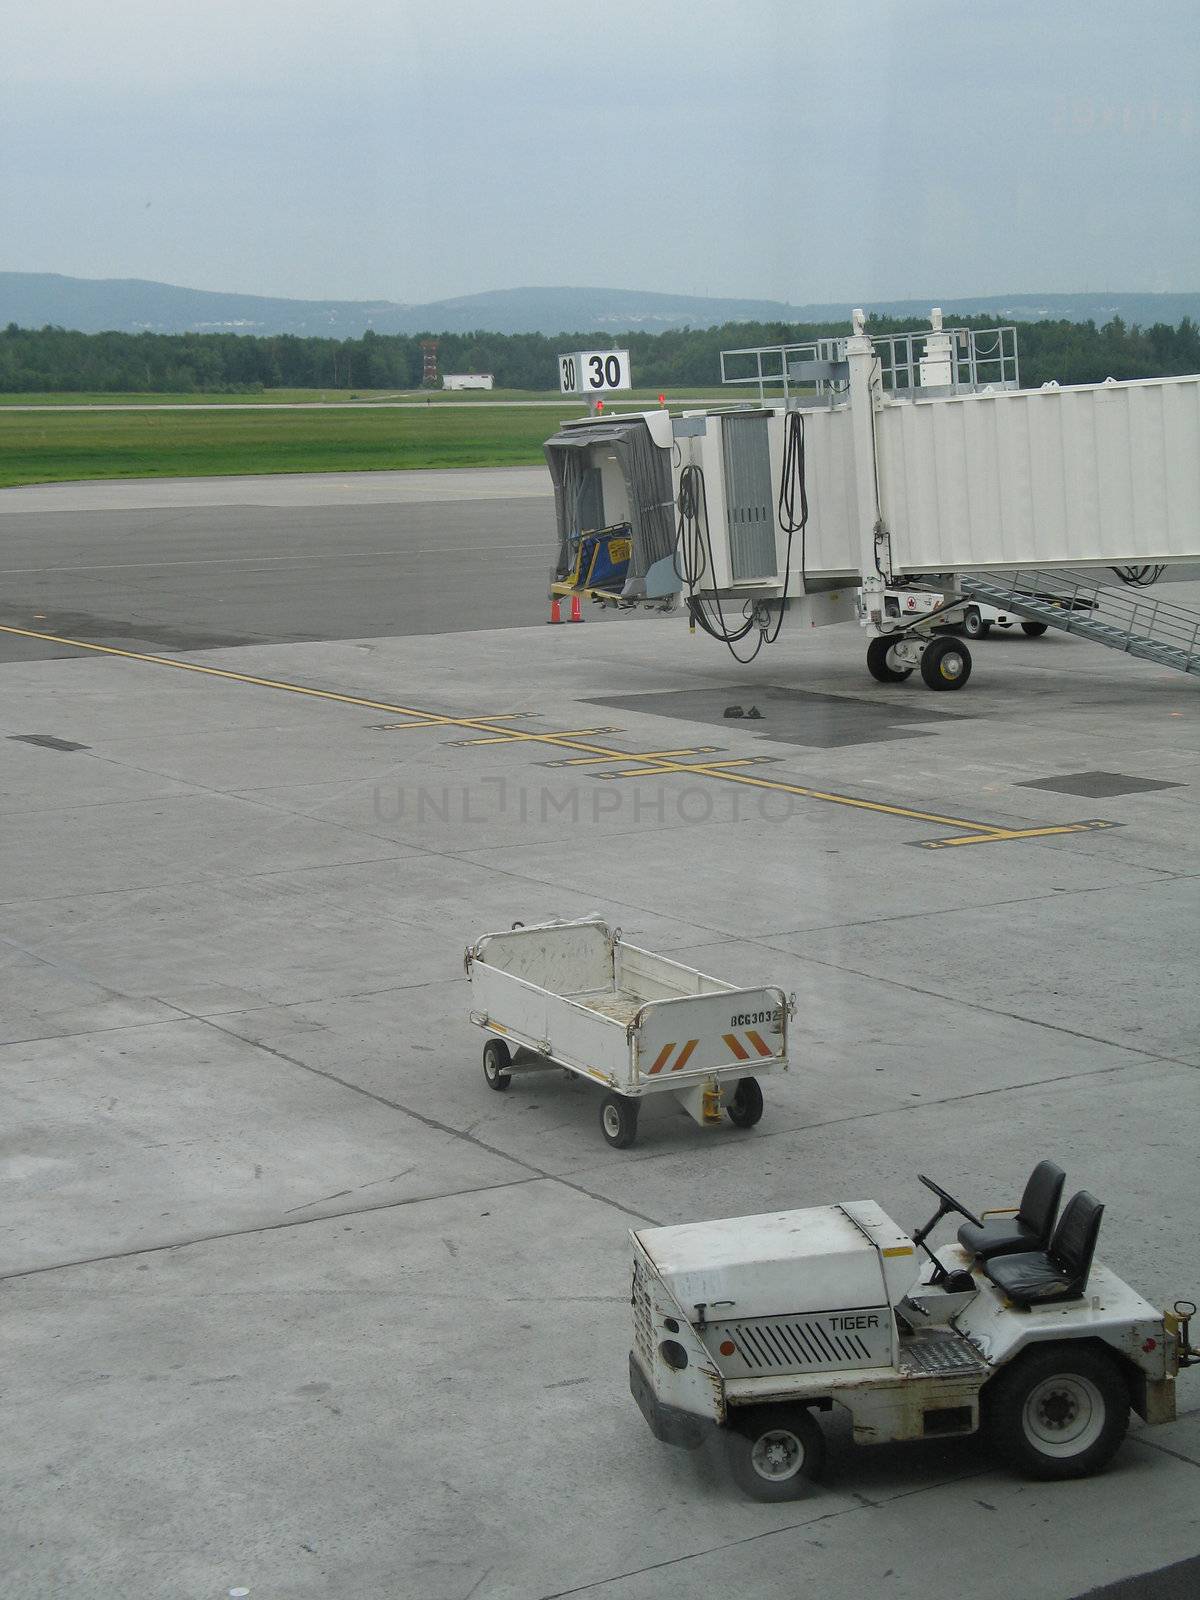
[
  {"left": 0, "top": 388, "right": 775, "bottom": 487},
  {"left": 0, "top": 405, "right": 573, "bottom": 486}
]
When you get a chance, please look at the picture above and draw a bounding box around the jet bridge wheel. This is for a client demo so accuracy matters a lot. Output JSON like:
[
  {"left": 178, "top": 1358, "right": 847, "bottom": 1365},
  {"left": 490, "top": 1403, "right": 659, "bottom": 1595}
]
[
  {"left": 983, "top": 1343, "right": 1129, "bottom": 1480},
  {"left": 920, "top": 635, "right": 972, "bottom": 690},
  {"left": 725, "top": 1406, "right": 827, "bottom": 1501},
  {"left": 866, "top": 635, "right": 913, "bottom": 683}
]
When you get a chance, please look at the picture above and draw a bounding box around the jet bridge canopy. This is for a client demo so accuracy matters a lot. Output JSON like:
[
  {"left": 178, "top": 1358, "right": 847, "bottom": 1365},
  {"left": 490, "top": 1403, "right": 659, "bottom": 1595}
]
[{"left": 544, "top": 415, "right": 677, "bottom": 597}]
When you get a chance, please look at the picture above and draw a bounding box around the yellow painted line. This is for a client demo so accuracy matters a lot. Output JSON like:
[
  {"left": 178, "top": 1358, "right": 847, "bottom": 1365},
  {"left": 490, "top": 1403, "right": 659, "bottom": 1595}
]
[
  {"left": 374, "top": 712, "right": 530, "bottom": 731},
  {"left": 917, "top": 820, "right": 1118, "bottom": 850},
  {"left": 372, "top": 717, "right": 469, "bottom": 730},
  {"left": 600, "top": 756, "right": 772, "bottom": 779},
  {"left": 449, "top": 726, "right": 622, "bottom": 746},
  {"left": 0, "top": 621, "right": 1112, "bottom": 846},
  {"left": 549, "top": 747, "right": 721, "bottom": 766}
]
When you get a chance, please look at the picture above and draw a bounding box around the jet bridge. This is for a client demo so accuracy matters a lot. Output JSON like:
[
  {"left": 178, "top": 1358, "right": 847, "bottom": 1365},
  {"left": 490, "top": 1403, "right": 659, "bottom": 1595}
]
[{"left": 546, "top": 308, "right": 1200, "bottom": 689}]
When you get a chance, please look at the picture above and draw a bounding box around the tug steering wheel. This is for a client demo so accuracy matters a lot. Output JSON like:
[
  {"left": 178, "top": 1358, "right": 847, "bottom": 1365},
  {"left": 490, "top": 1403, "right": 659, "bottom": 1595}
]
[
  {"left": 918, "top": 1174, "right": 983, "bottom": 1230},
  {"left": 911, "top": 1175, "right": 983, "bottom": 1292}
]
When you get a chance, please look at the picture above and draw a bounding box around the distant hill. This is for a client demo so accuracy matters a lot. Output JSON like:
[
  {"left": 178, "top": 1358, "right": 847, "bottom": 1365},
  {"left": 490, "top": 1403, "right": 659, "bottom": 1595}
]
[{"left": 2, "top": 272, "right": 1198, "bottom": 338}]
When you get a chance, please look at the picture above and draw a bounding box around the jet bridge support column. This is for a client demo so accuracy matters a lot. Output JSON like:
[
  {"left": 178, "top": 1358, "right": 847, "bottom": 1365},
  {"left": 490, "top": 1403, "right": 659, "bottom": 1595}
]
[{"left": 846, "top": 308, "right": 887, "bottom": 629}]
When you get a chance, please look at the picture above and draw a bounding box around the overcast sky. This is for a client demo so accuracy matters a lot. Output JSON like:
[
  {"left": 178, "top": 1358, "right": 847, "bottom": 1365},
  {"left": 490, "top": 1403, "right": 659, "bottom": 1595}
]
[{"left": 3, "top": 0, "right": 1197, "bottom": 306}]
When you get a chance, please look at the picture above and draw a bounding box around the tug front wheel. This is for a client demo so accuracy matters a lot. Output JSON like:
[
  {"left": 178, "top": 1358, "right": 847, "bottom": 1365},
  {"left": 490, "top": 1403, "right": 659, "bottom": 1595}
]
[
  {"left": 984, "top": 1344, "right": 1129, "bottom": 1480},
  {"left": 920, "top": 635, "right": 972, "bottom": 690},
  {"left": 866, "top": 635, "right": 913, "bottom": 683},
  {"left": 726, "top": 1407, "right": 827, "bottom": 1501}
]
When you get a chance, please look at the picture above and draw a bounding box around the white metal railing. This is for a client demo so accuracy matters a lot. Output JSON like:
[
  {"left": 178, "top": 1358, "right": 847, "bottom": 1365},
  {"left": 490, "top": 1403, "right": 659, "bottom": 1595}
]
[{"left": 720, "top": 324, "right": 1020, "bottom": 402}]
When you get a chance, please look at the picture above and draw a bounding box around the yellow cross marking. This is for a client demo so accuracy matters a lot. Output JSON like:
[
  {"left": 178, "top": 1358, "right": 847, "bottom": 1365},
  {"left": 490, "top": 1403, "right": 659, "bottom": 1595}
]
[
  {"left": 449, "top": 726, "right": 622, "bottom": 746},
  {"left": 373, "top": 712, "right": 530, "bottom": 731},
  {"left": 547, "top": 747, "right": 721, "bottom": 767},
  {"left": 598, "top": 756, "right": 774, "bottom": 778}
]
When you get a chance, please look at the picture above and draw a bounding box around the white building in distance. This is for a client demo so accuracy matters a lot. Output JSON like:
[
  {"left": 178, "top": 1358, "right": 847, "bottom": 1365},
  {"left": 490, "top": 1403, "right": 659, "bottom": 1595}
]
[{"left": 442, "top": 373, "right": 494, "bottom": 391}]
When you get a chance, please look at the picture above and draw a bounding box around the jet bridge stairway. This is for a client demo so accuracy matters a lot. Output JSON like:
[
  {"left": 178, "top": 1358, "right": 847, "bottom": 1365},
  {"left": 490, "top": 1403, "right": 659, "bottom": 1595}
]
[{"left": 956, "top": 569, "right": 1200, "bottom": 677}]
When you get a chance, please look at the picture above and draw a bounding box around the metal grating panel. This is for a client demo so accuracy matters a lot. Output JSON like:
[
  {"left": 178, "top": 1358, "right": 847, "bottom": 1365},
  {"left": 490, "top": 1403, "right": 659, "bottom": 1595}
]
[
  {"left": 721, "top": 413, "right": 778, "bottom": 581},
  {"left": 898, "top": 1329, "right": 986, "bottom": 1376}
]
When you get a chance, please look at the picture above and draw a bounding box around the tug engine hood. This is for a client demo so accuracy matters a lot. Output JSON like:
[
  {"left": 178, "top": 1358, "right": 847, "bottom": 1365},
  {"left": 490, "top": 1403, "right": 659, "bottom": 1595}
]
[{"left": 634, "top": 1202, "right": 916, "bottom": 1323}]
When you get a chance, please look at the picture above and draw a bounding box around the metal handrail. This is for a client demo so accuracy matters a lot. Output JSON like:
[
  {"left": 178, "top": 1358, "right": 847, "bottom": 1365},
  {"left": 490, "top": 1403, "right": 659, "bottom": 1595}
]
[
  {"left": 720, "top": 325, "right": 1020, "bottom": 401},
  {"left": 960, "top": 568, "right": 1200, "bottom": 672}
]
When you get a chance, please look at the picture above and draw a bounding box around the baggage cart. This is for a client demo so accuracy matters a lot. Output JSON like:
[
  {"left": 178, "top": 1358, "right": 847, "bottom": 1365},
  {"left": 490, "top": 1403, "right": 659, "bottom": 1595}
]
[{"left": 466, "top": 918, "right": 792, "bottom": 1147}]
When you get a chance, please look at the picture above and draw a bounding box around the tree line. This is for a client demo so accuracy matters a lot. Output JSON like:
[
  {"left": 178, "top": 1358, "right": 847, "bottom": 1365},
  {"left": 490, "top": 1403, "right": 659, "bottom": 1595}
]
[{"left": 1, "top": 313, "right": 1198, "bottom": 394}]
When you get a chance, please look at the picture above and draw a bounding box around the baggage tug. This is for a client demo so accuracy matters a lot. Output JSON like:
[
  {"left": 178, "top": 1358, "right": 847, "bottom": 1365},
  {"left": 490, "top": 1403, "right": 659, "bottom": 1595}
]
[{"left": 629, "top": 1169, "right": 1198, "bottom": 1498}]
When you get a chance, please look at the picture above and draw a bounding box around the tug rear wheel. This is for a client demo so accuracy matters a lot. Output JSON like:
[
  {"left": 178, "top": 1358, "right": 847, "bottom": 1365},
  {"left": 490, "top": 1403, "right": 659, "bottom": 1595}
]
[
  {"left": 1021, "top": 621, "right": 1048, "bottom": 637},
  {"left": 600, "top": 1093, "right": 639, "bottom": 1149},
  {"left": 920, "top": 635, "right": 972, "bottom": 690},
  {"left": 867, "top": 635, "right": 913, "bottom": 683},
  {"left": 726, "top": 1077, "right": 764, "bottom": 1128},
  {"left": 962, "top": 606, "right": 990, "bottom": 639},
  {"left": 482, "top": 1038, "right": 512, "bottom": 1090},
  {"left": 984, "top": 1344, "right": 1129, "bottom": 1480},
  {"left": 726, "top": 1407, "right": 826, "bottom": 1501}
]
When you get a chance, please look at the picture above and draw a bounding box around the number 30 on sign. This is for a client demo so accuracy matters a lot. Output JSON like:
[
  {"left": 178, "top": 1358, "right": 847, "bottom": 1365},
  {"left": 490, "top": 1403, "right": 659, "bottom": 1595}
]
[{"left": 558, "top": 350, "right": 631, "bottom": 395}]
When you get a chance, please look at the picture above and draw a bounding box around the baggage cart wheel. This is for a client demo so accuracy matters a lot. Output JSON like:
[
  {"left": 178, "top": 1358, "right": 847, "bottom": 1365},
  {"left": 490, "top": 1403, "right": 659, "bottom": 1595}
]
[
  {"left": 1021, "top": 621, "right": 1048, "bottom": 637},
  {"left": 726, "top": 1406, "right": 826, "bottom": 1501},
  {"left": 726, "top": 1076, "right": 764, "bottom": 1129},
  {"left": 920, "top": 634, "right": 972, "bottom": 690},
  {"left": 983, "top": 1343, "right": 1129, "bottom": 1480},
  {"left": 482, "top": 1038, "right": 512, "bottom": 1091},
  {"left": 600, "top": 1093, "right": 639, "bottom": 1149},
  {"left": 866, "top": 635, "right": 913, "bottom": 683}
]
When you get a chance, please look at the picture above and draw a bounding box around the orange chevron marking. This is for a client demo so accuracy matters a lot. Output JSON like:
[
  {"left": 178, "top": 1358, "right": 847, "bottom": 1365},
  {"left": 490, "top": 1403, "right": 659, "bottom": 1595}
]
[
  {"left": 671, "top": 1040, "right": 699, "bottom": 1072},
  {"left": 722, "top": 1033, "right": 750, "bottom": 1061},
  {"left": 648, "top": 1042, "right": 676, "bottom": 1075},
  {"left": 745, "top": 1030, "right": 774, "bottom": 1057}
]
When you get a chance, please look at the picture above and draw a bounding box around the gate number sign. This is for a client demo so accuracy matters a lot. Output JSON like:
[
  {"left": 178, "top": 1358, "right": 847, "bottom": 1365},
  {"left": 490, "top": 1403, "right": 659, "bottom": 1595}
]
[{"left": 558, "top": 350, "right": 632, "bottom": 395}]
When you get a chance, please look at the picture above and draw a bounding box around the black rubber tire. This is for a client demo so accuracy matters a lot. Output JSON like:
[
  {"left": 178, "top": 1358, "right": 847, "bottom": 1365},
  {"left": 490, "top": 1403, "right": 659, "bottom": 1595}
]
[
  {"left": 962, "top": 607, "right": 990, "bottom": 639},
  {"left": 866, "top": 635, "right": 913, "bottom": 683},
  {"left": 599, "top": 1093, "right": 639, "bottom": 1149},
  {"left": 920, "top": 635, "right": 972, "bottom": 690},
  {"left": 726, "top": 1076, "right": 764, "bottom": 1128},
  {"left": 1021, "top": 621, "right": 1049, "bottom": 637},
  {"left": 482, "top": 1038, "right": 512, "bottom": 1091},
  {"left": 725, "top": 1407, "right": 826, "bottom": 1501},
  {"left": 983, "top": 1343, "right": 1130, "bottom": 1480}
]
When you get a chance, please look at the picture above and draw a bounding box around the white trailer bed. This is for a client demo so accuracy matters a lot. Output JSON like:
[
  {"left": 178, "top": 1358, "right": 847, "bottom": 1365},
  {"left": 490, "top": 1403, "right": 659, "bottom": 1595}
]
[{"left": 465, "top": 918, "right": 791, "bottom": 1147}]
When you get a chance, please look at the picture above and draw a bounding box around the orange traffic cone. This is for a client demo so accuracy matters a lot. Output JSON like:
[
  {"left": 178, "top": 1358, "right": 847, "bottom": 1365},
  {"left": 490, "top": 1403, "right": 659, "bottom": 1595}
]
[
  {"left": 569, "top": 594, "right": 583, "bottom": 623},
  {"left": 548, "top": 597, "right": 562, "bottom": 624}
]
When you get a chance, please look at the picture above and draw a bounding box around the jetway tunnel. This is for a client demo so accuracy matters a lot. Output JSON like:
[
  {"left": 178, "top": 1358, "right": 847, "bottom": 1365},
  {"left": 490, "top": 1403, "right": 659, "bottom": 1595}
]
[{"left": 543, "top": 311, "right": 1200, "bottom": 688}]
